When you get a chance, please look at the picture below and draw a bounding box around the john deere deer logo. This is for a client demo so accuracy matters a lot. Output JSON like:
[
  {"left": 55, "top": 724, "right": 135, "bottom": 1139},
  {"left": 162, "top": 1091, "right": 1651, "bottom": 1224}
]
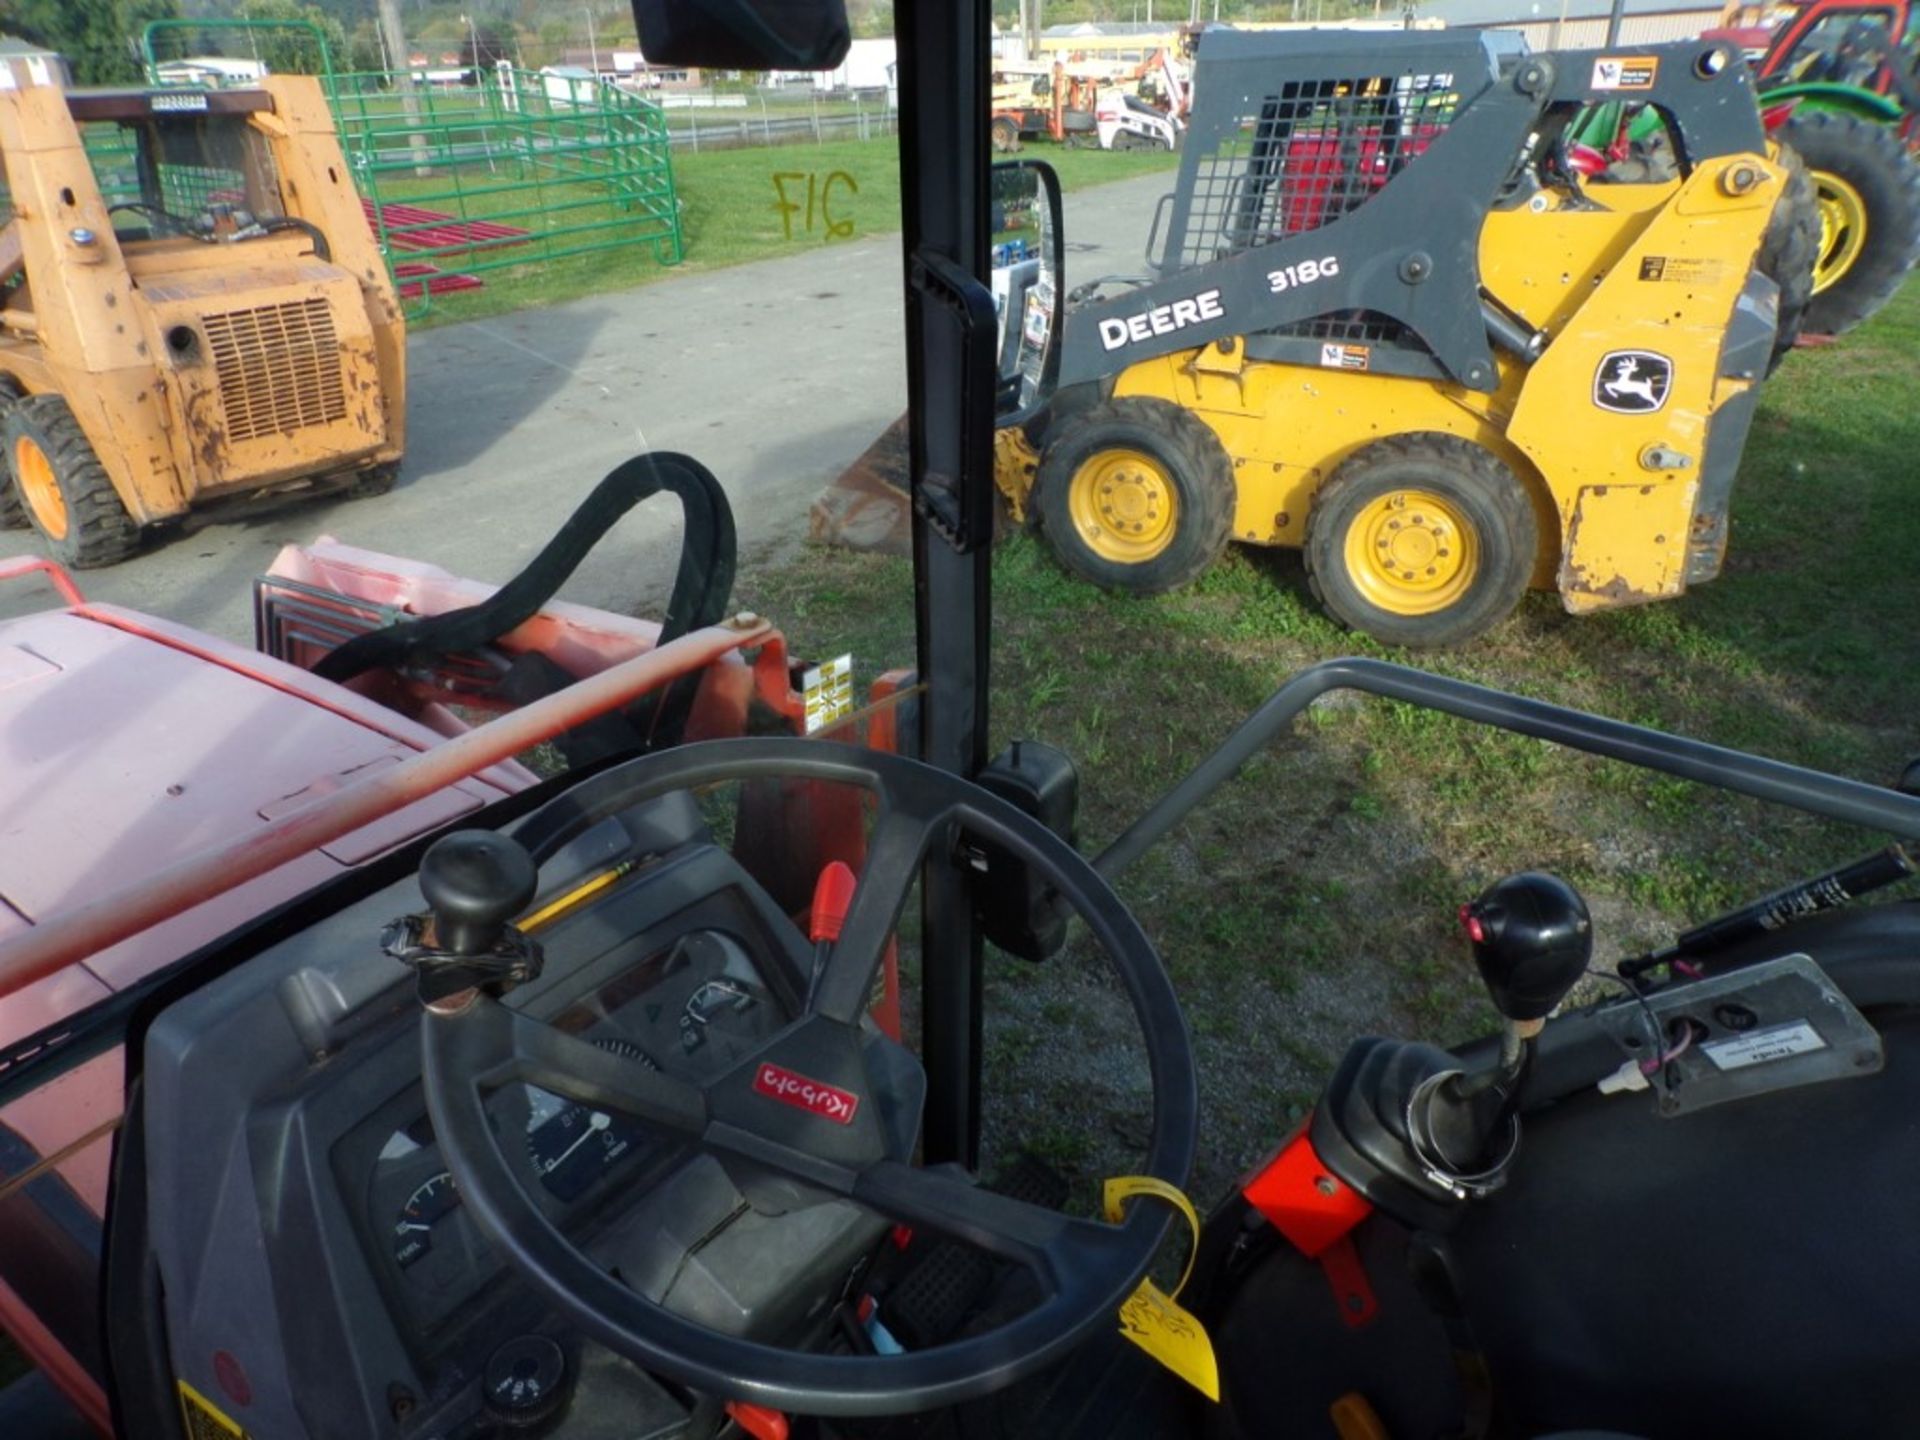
[{"left": 1593, "top": 351, "right": 1673, "bottom": 414}]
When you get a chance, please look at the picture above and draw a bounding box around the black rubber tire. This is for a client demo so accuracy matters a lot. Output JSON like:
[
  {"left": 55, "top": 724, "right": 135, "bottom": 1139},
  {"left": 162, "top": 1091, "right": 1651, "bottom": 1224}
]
[
  {"left": 3, "top": 394, "right": 141, "bottom": 569},
  {"left": 991, "top": 117, "right": 1021, "bottom": 154},
  {"left": 1020, "top": 379, "right": 1108, "bottom": 450},
  {"left": 1303, "top": 434, "right": 1537, "bottom": 649},
  {"left": 0, "top": 376, "right": 25, "bottom": 530},
  {"left": 1758, "top": 141, "right": 1821, "bottom": 375},
  {"left": 1780, "top": 110, "right": 1920, "bottom": 337},
  {"left": 347, "top": 462, "right": 400, "bottom": 498},
  {"left": 1033, "top": 395, "right": 1235, "bottom": 594}
]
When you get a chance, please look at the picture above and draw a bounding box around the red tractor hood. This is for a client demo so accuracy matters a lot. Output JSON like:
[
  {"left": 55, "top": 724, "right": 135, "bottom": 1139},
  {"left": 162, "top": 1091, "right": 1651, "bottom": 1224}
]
[{"left": 0, "top": 603, "right": 511, "bottom": 1042}]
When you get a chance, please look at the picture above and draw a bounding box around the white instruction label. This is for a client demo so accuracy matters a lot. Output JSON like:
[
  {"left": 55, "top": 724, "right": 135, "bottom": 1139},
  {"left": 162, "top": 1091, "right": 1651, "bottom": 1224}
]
[{"left": 1701, "top": 1020, "right": 1826, "bottom": 1072}]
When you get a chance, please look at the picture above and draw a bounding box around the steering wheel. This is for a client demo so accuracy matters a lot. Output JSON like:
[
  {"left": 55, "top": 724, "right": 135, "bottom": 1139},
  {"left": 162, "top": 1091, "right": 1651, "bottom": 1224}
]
[{"left": 419, "top": 737, "right": 1198, "bottom": 1417}]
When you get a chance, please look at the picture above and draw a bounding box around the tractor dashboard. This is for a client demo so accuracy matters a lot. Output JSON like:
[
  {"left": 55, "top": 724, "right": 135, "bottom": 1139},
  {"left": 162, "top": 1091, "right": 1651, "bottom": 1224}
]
[{"left": 139, "top": 786, "right": 914, "bottom": 1437}]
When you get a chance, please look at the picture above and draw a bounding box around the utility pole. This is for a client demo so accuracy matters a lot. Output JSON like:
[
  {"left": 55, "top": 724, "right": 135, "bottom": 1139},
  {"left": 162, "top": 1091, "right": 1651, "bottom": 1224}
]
[
  {"left": 375, "top": 0, "right": 432, "bottom": 175},
  {"left": 586, "top": 5, "right": 601, "bottom": 75}
]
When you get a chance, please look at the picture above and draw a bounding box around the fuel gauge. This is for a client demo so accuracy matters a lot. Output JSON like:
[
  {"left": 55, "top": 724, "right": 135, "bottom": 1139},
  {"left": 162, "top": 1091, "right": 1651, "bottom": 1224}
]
[{"left": 392, "top": 1170, "right": 459, "bottom": 1270}]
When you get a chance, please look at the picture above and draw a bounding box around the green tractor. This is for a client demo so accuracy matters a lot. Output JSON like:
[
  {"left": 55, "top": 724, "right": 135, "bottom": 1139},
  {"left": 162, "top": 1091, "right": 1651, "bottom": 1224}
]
[{"left": 1713, "top": 0, "right": 1920, "bottom": 334}]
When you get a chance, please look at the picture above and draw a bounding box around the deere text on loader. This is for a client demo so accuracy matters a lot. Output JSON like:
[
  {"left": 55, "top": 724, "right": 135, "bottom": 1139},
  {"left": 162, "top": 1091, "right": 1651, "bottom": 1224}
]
[
  {"left": 0, "top": 69, "right": 405, "bottom": 568},
  {"left": 1006, "top": 32, "right": 1792, "bottom": 647}
]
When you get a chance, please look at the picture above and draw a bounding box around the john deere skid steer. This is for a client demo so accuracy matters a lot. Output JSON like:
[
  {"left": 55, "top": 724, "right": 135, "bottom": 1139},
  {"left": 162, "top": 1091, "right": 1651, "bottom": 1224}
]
[
  {"left": 1010, "top": 31, "right": 1792, "bottom": 646},
  {"left": 0, "top": 68, "right": 405, "bottom": 568}
]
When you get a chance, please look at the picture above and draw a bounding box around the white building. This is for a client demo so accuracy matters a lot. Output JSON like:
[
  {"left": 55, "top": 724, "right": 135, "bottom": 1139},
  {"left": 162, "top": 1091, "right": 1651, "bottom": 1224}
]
[{"left": 1417, "top": 0, "right": 1726, "bottom": 49}]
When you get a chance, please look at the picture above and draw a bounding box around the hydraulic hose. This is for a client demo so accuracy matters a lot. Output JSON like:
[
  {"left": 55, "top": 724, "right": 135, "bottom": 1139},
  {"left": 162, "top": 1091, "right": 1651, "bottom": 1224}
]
[{"left": 312, "top": 451, "right": 738, "bottom": 751}]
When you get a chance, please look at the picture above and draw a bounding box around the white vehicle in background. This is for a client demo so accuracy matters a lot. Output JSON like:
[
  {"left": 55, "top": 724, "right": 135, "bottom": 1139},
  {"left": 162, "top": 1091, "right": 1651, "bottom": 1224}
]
[{"left": 1094, "top": 90, "right": 1182, "bottom": 150}]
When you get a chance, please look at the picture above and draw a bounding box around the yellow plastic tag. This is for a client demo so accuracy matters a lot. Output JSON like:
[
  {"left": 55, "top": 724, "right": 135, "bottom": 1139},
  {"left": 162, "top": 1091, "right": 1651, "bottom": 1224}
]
[
  {"left": 178, "top": 1381, "right": 250, "bottom": 1440},
  {"left": 1103, "top": 1175, "right": 1220, "bottom": 1401}
]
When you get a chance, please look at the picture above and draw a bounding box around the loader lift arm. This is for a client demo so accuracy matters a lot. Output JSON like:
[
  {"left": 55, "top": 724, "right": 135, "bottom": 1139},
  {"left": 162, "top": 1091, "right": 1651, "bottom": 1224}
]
[{"left": 1060, "top": 34, "right": 1772, "bottom": 393}]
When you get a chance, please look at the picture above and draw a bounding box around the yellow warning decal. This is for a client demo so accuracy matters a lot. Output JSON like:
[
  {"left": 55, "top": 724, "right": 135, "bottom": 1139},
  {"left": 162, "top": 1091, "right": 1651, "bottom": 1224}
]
[
  {"left": 179, "top": 1381, "right": 250, "bottom": 1440},
  {"left": 1103, "top": 1175, "right": 1220, "bottom": 1401},
  {"left": 801, "top": 653, "right": 856, "bottom": 734}
]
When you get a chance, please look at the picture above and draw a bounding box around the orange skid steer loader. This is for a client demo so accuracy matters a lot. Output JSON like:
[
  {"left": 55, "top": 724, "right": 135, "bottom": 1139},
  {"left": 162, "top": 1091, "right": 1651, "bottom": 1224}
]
[{"left": 0, "top": 68, "right": 405, "bottom": 568}]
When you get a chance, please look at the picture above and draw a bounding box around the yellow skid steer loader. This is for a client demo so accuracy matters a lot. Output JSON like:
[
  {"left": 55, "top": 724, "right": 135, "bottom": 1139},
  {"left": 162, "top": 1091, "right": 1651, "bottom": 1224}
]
[{"left": 999, "top": 33, "right": 1799, "bottom": 646}]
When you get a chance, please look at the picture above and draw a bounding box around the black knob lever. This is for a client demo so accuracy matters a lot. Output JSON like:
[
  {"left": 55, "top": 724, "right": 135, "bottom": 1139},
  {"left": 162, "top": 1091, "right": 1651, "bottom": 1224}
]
[
  {"left": 1460, "top": 870, "right": 1592, "bottom": 1025},
  {"left": 386, "top": 831, "right": 543, "bottom": 1005},
  {"left": 419, "top": 831, "right": 538, "bottom": 956},
  {"left": 1402, "top": 873, "right": 1593, "bottom": 1194}
]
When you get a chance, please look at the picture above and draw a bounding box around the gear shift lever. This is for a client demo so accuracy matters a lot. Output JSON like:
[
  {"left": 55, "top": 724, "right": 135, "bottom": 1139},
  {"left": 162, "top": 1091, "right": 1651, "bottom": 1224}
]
[
  {"left": 1406, "top": 872, "right": 1591, "bottom": 1189},
  {"left": 1461, "top": 870, "right": 1594, "bottom": 1031},
  {"left": 1306, "top": 872, "right": 1593, "bottom": 1224}
]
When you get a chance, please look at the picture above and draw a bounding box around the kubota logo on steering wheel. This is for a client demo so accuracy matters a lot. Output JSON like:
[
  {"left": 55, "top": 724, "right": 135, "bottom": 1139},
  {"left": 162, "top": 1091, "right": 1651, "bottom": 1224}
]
[{"left": 753, "top": 1061, "right": 861, "bottom": 1125}]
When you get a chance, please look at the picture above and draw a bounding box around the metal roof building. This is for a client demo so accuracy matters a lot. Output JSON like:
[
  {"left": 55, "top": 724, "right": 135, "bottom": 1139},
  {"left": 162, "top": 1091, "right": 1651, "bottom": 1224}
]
[{"left": 1416, "top": 0, "right": 1725, "bottom": 48}]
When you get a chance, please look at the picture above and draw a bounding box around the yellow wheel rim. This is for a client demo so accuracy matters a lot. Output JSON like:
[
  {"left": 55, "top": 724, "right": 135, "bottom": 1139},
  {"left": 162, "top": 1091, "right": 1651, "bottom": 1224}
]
[
  {"left": 12, "top": 434, "right": 67, "bottom": 542},
  {"left": 1341, "top": 487, "right": 1479, "bottom": 617},
  {"left": 1067, "top": 448, "right": 1178, "bottom": 564},
  {"left": 1811, "top": 169, "right": 1869, "bottom": 297}
]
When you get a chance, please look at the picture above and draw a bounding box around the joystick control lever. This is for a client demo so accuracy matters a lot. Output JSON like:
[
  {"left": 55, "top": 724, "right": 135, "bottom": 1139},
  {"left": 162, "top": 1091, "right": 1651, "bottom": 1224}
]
[
  {"left": 1308, "top": 872, "right": 1591, "bottom": 1225},
  {"left": 387, "top": 831, "right": 544, "bottom": 1004},
  {"left": 1407, "top": 872, "right": 1592, "bottom": 1187}
]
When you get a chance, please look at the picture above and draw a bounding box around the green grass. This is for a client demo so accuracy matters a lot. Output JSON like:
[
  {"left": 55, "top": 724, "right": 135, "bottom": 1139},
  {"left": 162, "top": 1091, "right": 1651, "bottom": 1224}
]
[
  {"left": 389, "top": 137, "right": 1176, "bottom": 325},
  {"left": 741, "top": 279, "right": 1920, "bottom": 1202}
]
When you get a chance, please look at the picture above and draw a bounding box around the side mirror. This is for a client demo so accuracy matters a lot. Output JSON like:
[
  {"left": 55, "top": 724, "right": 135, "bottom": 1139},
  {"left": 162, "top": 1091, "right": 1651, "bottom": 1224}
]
[
  {"left": 990, "top": 160, "right": 1064, "bottom": 429},
  {"left": 629, "top": 0, "right": 849, "bottom": 69}
]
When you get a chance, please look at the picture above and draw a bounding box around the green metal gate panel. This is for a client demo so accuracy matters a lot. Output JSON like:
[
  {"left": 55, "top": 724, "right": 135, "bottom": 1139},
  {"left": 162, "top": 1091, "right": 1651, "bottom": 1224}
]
[
  {"left": 137, "top": 20, "right": 684, "bottom": 316},
  {"left": 328, "top": 66, "right": 683, "bottom": 311}
]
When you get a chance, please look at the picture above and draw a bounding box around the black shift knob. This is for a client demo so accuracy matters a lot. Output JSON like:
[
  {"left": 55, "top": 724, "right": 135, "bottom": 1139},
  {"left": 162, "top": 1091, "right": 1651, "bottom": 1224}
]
[
  {"left": 1460, "top": 871, "right": 1591, "bottom": 1022},
  {"left": 419, "top": 831, "right": 537, "bottom": 956}
]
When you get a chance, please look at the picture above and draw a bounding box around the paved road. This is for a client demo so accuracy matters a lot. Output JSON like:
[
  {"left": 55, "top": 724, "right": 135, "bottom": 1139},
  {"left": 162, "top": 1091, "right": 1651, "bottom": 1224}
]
[{"left": 41, "top": 173, "right": 1168, "bottom": 644}]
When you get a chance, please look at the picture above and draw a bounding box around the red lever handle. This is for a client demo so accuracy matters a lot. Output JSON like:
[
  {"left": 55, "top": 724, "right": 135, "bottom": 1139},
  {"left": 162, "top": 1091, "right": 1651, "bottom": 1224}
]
[
  {"left": 725, "top": 1400, "right": 790, "bottom": 1440},
  {"left": 810, "top": 861, "right": 858, "bottom": 944}
]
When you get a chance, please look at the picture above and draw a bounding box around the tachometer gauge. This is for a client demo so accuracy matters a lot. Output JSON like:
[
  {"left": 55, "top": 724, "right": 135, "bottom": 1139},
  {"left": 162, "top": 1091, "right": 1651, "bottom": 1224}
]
[
  {"left": 392, "top": 1171, "right": 459, "bottom": 1269},
  {"left": 524, "top": 1037, "right": 657, "bottom": 1203}
]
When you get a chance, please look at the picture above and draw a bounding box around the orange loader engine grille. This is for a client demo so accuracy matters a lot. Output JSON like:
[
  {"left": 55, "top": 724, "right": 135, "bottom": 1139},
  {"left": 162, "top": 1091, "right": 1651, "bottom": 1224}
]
[{"left": 203, "top": 298, "right": 348, "bottom": 443}]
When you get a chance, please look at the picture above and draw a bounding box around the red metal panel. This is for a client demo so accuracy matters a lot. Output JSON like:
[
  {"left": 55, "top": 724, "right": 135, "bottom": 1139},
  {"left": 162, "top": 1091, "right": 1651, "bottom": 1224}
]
[
  {"left": 1241, "top": 1125, "right": 1373, "bottom": 1257},
  {"left": 81, "top": 603, "right": 538, "bottom": 794},
  {"left": 362, "top": 199, "right": 533, "bottom": 252},
  {"left": 0, "top": 613, "right": 480, "bottom": 931},
  {"left": 0, "top": 621, "right": 766, "bottom": 1002}
]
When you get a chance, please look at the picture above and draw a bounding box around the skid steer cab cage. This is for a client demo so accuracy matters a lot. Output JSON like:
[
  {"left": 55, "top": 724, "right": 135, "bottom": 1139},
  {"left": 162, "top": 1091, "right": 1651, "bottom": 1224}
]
[{"left": 1062, "top": 32, "right": 1767, "bottom": 392}]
